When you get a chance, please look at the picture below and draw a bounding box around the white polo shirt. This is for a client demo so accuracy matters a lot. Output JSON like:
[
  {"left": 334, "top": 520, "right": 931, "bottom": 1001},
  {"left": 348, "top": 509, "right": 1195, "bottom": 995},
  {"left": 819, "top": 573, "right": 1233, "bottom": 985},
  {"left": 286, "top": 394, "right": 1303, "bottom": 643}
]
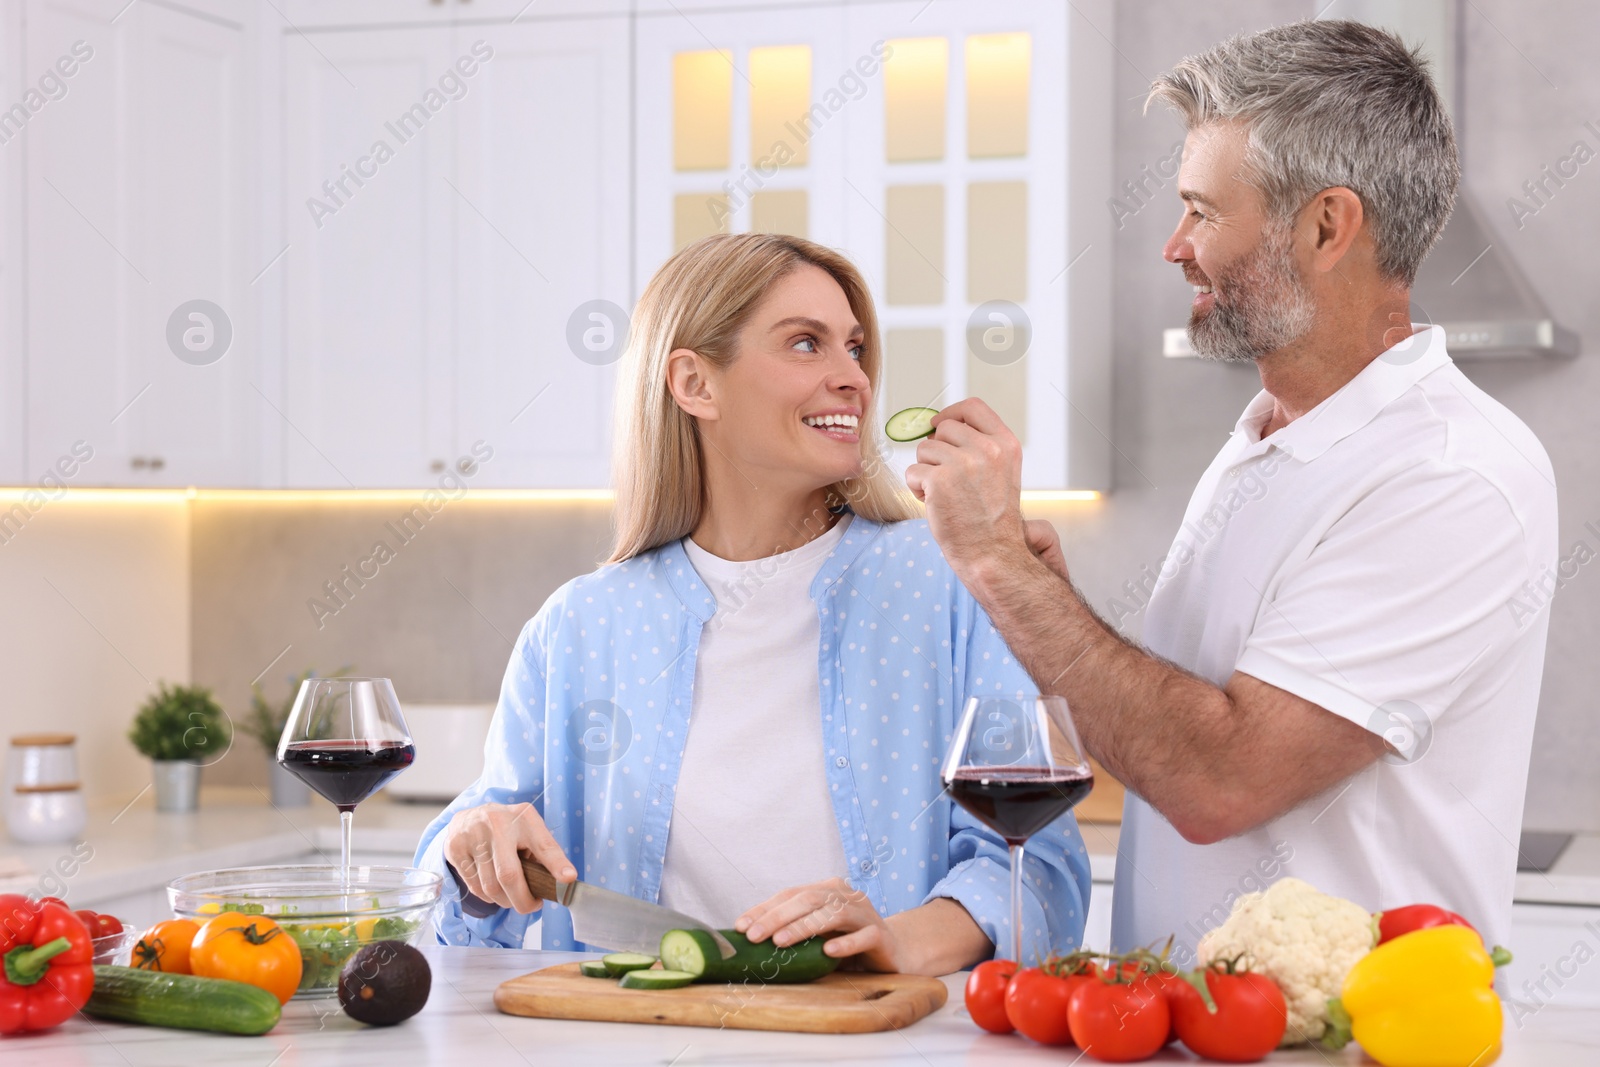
[{"left": 1111, "top": 325, "right": 1557, "bottom": 962}]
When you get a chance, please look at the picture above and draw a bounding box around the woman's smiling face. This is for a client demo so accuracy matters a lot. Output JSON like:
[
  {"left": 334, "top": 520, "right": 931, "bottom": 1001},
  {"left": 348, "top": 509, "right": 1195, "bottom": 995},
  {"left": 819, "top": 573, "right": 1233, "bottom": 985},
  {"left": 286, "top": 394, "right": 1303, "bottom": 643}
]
[{"left": 688, "top": 264, "right": 873, "bottom": 494}]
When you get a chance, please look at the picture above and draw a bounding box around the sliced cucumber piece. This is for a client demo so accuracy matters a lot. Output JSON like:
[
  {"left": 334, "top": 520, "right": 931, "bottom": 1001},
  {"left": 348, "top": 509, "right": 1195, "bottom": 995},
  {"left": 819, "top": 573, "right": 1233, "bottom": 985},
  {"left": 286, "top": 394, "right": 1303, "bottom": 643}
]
[
  {"left": 601, "top": 952, "right": 659, "bottom": 977},
  {"left": 579, "top": 960, "right": 612, "bottom": 978},
  {"left": 659, "top": 928, "right": 840, "bottom": 984},
  {"left": 885, "top": 406, "right": 938, "bottom": 442},
  {"left": 618, "top": 968, "right": 696, "bottom": 991}
]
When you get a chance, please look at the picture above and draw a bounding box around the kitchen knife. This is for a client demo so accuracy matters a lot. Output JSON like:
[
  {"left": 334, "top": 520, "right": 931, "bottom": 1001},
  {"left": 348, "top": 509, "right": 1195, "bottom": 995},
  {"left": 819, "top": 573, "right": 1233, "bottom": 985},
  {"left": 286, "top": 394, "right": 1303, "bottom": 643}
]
[{"left": 521, "top": 854, "right": 736, "bottom": 959}]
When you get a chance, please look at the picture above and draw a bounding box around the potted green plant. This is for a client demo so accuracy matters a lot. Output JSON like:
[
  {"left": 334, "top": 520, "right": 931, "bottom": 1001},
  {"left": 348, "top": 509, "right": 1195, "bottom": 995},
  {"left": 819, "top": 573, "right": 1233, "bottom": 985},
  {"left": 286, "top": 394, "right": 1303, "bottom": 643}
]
[
  {"left": 128, "top": 683, "right": 231, "bottom": 812},
  {"left": 246, "top": 667, "right": 350, "bottom": 807}
]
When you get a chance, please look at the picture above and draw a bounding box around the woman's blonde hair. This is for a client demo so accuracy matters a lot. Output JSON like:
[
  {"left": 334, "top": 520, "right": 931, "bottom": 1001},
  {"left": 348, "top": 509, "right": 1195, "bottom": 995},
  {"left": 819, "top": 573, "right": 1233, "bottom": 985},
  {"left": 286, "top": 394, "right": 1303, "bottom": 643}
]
[{"left": 607, "top": 233, "right": 919, "bottom": 564}]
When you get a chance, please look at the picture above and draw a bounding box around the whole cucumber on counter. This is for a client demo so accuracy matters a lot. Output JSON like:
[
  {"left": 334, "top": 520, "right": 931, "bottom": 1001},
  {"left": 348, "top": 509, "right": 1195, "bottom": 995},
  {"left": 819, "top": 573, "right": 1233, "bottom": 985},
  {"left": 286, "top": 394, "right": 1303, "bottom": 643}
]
[
  {"left": 658, "top": 929, "right": 840, "bottom": 984},
  {"left": 84, "top": 966, "right": 283, "bottom": 1035}
]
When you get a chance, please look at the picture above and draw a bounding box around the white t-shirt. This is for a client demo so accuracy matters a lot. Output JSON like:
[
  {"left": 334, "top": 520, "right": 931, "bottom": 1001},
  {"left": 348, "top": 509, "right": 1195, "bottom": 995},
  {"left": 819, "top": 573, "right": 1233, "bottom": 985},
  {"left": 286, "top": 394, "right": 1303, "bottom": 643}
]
[
  {"left": 1112, "top": 326, "right": 1556, "bottom": 962},
  {"left": 659, "top": 513, "right": 854, "bottom": 926}
]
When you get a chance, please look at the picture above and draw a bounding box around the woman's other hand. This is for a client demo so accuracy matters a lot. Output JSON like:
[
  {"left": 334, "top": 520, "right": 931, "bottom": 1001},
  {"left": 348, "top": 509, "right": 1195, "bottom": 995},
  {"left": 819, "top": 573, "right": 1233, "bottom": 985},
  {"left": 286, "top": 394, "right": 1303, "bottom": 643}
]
[
  {"left": 734, "top": 877, "right": 905, "bottom": 973},
  {"left": 443, "top": 801, "right": 575, "bottom": 914}
]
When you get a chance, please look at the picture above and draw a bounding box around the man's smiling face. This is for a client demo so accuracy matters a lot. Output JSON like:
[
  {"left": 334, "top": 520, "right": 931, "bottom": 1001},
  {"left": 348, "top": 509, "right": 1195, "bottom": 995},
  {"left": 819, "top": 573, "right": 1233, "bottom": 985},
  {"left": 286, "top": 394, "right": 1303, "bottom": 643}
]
[{"left": 1162, "top": 122, "right": 1316, "bottom": 363}]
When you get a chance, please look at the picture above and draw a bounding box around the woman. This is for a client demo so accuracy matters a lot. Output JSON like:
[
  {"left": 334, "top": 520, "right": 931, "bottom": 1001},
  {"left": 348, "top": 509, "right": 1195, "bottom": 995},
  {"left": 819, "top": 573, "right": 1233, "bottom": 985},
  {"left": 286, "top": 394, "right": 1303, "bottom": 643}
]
[{"left": 415, "top": 233, "right": 1090, "bottom": 975}]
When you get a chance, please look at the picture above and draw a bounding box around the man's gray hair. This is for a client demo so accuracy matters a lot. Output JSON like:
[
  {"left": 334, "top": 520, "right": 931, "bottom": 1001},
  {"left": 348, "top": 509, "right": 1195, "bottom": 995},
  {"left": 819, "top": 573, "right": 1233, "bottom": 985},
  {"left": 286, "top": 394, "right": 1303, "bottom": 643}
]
[{"left": 1147, "top": 19, "right": 1459, "bottom": 287}]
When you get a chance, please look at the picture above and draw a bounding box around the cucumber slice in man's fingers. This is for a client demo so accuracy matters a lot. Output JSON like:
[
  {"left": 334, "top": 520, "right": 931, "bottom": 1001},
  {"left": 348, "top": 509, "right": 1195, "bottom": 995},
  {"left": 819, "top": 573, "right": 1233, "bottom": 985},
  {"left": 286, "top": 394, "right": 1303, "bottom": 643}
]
[{"left": 885, "top": 406, "right": 939, "bottom": 442}]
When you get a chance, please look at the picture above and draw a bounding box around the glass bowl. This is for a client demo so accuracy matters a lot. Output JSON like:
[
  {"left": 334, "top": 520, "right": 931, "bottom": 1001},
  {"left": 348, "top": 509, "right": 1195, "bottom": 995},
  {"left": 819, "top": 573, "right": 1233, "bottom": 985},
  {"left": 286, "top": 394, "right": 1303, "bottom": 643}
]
[
  {"left": 90, "top": 926, "right": 140, "bottom": 966},
  {"left": 168, "top": 865, "right": 442, "bottom": 997}
]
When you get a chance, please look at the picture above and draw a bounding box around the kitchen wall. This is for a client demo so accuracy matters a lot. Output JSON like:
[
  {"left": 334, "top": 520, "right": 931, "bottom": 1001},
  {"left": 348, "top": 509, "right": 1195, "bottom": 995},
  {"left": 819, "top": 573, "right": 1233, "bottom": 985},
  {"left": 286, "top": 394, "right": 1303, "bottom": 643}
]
[
  {"left": 0, "top": 498, "right": 189, "bottom": 799},
  {"left": 188, "top": 498, "right": 616, "bottom": 783}
]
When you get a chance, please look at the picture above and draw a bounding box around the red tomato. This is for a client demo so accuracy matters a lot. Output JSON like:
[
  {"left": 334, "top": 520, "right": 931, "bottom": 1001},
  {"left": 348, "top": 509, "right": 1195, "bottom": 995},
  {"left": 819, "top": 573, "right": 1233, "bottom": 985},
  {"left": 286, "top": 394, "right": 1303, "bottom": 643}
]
[
  {"left": 1067, "top": 976, "right": 1171, "bottom": 1063},
  {"left": 74, "top": 909, "right": 97, "bottom": 929},
  {"left": 1004, "top": 967, "right": 1078, "bottom": 1046},
  {"left": 91, "top": 914, "right": 123, "bottom": 938},
  {"left": 964, "top": 959, "right": 1018, "bottom": 1034},
  {"left": 1141, "top": 970, "right": 1188, "bottom": 1044},
  {"left": 1168, "top": 969, "right": 1286, "bottom": 1062},
  {"left": 37, "top": 897, "right": 68, "bottom": 910}
]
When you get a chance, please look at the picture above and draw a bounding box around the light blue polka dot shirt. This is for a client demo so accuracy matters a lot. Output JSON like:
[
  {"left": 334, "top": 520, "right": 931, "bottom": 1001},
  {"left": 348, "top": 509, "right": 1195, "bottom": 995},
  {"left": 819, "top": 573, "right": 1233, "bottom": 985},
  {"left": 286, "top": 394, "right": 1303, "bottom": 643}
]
[{"left": 414, "top": 513, "right": 1091, "bottom": 961}]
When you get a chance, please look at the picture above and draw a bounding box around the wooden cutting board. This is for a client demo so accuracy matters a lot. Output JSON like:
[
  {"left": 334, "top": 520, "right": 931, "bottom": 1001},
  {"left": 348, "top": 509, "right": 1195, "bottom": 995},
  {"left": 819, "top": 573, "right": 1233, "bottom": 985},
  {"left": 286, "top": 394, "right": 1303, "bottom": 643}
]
[{"left": 494, "top": 962, "right": 948, "bottom": 1033}]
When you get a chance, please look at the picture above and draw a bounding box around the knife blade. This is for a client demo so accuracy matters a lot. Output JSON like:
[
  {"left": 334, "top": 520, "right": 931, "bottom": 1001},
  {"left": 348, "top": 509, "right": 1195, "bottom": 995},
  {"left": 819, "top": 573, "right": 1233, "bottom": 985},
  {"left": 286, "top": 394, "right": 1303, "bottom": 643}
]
[{"left": 520, "top": 854, "right": 736, "bottom": 959}]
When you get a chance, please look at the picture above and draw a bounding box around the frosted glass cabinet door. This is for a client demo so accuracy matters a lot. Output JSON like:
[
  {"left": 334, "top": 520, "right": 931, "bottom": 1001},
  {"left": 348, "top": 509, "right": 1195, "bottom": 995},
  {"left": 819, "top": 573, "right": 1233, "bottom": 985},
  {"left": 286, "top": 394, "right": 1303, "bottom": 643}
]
[
  {"left": 282, "top": 25, "right": 458, "bottom": 487},
  {"left": 843, "top": 0, "right": 1074, "bottom": 489},
  {"left": 633, "top": 0, "right": 1107, "bottom": 491},
  {"left": 23, "top": 0, "right": 254, "bottom": 487},
  {"left": 632, "top": 3, "right": 851, "bottom": 294},
  {"left": 451, "top": 15, "right": 631, "bottom": 489}
]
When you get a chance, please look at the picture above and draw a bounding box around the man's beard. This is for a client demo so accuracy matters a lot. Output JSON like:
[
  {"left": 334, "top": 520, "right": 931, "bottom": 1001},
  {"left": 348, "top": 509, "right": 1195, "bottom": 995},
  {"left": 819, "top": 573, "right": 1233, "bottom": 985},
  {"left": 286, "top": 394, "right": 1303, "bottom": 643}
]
[{"left": 1187, "top": 222, "right": 1316, "bottom": 364}]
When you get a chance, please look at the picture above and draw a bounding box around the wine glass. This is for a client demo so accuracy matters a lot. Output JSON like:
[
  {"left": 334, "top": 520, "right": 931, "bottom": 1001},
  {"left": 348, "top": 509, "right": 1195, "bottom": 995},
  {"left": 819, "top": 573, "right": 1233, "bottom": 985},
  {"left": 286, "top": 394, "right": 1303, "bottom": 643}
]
[
  {"left": 276, "top": 677, "right": 415, "bottom": 886},
  {"left": 941, "top": 695, "right": 1093, "bottom": 965}
]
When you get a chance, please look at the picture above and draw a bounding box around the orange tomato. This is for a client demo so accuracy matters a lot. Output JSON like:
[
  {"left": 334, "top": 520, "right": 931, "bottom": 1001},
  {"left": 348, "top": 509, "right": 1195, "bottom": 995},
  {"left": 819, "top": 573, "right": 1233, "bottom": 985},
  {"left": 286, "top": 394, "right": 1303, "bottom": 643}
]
[
  {"left": 130, "top": 918, "right": 201, "bottom": 974},
  {"left": 189, "top": 911, "right": 303, "bottom": 1004}
]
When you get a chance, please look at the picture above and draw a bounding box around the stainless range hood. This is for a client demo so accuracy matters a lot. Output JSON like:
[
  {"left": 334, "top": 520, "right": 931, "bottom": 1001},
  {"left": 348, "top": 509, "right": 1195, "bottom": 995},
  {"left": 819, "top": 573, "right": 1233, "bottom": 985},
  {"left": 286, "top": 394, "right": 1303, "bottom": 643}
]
[{"left": 1164, "top": 0, "right": 1579, "bottom": 360}]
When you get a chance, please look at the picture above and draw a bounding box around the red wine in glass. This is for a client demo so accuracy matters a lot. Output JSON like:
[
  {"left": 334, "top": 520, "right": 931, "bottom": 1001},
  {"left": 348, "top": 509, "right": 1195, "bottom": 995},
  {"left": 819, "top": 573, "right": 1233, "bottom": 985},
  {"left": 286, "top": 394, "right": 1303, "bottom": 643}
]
[
  {"left": 947, "top": 766, "right": 1095, "bottom": 846},
  {"left": 279, "top": 739, "right": 416, "bottom": 812},
  {"left": 941, "top": 695, "right": 1093, "bottom": 965},
  {"left": 276, "top": 677, "right": 413, "bottom": 889}
]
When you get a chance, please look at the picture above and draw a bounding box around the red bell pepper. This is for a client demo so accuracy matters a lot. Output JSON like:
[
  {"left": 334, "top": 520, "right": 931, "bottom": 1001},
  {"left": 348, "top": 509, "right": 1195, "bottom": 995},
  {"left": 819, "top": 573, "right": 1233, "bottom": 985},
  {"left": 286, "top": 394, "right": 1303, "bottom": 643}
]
[
  {"left": 1374, "top": 903, "right": 1512, "bottom": 966},
  {"left": 1, "top": 895, "right": 94, "bottom": 1035}
]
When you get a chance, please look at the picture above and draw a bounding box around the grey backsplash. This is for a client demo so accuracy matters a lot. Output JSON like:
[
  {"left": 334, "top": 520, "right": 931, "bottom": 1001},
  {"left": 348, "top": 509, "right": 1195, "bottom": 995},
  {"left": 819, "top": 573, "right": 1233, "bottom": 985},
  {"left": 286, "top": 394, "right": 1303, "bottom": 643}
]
[
  {"left": 192, "top": 0, "right": 1598, "bottom": 830},
  {"left": 190, "top": 499, "right": 617, "bottom": 779}
]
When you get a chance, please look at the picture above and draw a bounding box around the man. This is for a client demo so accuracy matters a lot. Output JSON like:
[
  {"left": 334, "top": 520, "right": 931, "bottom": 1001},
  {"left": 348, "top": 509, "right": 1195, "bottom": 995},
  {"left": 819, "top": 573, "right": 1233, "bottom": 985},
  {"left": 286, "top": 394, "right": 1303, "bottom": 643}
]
[{"left": 906, "top": 20, "right": 1556, "bottom": 961}]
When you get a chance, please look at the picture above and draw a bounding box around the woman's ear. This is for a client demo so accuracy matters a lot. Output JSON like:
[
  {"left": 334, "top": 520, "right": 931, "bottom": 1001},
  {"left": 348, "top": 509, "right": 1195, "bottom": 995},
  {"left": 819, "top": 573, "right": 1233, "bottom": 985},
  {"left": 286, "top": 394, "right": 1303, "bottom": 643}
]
[{"left": 666, "top": 347, "right": 720, "bottom": 421}]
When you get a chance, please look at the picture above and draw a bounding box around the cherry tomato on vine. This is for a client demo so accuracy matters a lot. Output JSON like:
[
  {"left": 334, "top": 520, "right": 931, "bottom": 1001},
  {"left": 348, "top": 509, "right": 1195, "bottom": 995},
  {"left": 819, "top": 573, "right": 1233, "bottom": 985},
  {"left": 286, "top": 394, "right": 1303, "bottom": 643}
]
[
  {"left": 1169, "top": 968, "right": 1287, "bottom": 1062},
  {"left": 1067, "top": 974, "right": 1171, "bottom": 1062},
  {"left": 964, "top": 958, "right": 1018, "bottom": 1033},
  {"left": 1004, "top": 967, "right": 1078, "bottom": 1046},
  {"left": 1140, "top": 969, "right": 1189, "bottom": 1044}
]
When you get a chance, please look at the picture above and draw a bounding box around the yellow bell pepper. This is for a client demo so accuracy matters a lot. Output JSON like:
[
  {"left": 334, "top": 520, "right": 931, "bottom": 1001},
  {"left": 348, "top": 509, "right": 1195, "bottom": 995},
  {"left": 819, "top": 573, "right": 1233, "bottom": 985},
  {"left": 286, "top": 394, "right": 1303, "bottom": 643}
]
[{"left": 1323, "top": 924, "right": 1504, "bottom": 1067}]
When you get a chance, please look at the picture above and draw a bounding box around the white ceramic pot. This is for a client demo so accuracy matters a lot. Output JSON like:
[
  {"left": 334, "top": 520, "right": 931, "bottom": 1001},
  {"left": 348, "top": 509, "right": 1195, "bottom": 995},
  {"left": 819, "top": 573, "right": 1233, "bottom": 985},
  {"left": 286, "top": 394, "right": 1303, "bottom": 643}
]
[
  {"left": 151, "top": 760, "right": 201, "bottom": 812},
  {"left": 6, "top": 786, "right": 88, "bottom": 844},
  {"left": 268, "top": 759, "right": 310, "bottom": 808},
  {"left": 7, "top": 733, "right": 80, "bottom": 790}
]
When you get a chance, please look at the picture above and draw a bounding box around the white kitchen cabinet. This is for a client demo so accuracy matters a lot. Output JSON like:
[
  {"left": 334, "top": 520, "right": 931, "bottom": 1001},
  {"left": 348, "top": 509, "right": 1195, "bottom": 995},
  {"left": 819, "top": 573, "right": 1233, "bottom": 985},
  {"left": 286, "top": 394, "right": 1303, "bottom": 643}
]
[
  {"left": 0, "top": 3, "right": 22, "bottom": 484},
  {"left": 279, "top": 14, "right": 629, "bottom": 487},
  {"left": 633, "top": 0, "right": 1112, "bottom": 489},
  {"left": 280, "top": 0, "right": 628, "bottom": 29},
  {"left": 22, "top": 0, "right": 256, "bottom": 486},
  {"left": 280, "top": 23, "right": 458, "bottom": 486},
  {"left": 7, "top": 0, "right": 1107, "bottom": 489},
  {"left": 451, "top": 15, "right": 630, "bottom": 487}
]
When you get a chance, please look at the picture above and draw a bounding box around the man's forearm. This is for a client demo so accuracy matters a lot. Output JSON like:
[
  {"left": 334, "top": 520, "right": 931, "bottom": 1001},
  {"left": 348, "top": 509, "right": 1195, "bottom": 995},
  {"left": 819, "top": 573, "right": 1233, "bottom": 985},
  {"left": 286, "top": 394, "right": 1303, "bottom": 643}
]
[{"left": 959, "top": 546, "right": 1243, "bottom": 836}]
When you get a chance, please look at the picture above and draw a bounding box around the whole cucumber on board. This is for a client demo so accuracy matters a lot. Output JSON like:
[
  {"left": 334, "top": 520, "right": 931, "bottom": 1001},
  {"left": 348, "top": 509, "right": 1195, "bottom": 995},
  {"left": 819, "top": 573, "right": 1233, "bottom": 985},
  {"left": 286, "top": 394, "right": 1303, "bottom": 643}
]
[
  {"left": 84, "top": 966, "right": 283, "bottom": 1035},
  {"left": 658, "top": 929, "right": 840, "bottom": 984}
]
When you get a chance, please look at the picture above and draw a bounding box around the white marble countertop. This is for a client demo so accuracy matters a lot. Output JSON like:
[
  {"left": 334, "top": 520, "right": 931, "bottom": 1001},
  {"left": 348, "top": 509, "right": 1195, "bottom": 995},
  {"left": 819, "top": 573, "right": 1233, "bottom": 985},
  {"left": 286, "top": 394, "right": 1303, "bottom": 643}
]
[
  {"left": 3, "top": 944, "right": 1596, "bottom": 1066},
  {"left": 5, "top": 792, "right": 1599, "bottom": 1063},
  {"left": 5, "top": 789, "right": 1600, "bottom": 910},
  {"left": 0, "top": 787, "right": 442, "bottom": 905}
]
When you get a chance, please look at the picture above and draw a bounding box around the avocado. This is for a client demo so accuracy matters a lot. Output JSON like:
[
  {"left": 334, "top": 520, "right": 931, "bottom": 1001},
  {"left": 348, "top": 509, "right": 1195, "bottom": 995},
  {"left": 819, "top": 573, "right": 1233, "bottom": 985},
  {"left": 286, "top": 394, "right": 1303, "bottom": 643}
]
[{"left": 338, "top": 941, "right": 431, "bottom": 1026}]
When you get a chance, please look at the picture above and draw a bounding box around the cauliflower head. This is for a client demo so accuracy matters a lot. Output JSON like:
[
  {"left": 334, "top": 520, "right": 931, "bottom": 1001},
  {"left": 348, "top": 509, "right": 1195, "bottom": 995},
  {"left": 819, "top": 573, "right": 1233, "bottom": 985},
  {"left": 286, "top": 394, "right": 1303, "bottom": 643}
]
[{"left": 1196, "top": 877, "right": 1374, "bottom": 1046}]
